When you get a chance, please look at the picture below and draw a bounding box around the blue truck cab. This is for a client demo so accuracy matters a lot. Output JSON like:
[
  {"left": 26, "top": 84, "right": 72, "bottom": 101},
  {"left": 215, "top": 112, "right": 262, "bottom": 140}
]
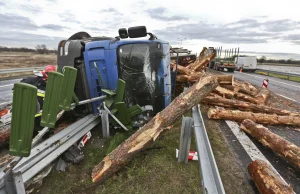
[{"left": 57, "top": 26, "right": 172, "bottom": 115}]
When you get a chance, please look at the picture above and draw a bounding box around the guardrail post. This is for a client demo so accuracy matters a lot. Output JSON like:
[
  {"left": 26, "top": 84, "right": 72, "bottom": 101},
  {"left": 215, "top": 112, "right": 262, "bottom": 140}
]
[
  {"left": 100, "top": 109, "right": 110, "bottom": 138},
  {"left": 178, "top": 117, "right": 193, "bottom": 163}
]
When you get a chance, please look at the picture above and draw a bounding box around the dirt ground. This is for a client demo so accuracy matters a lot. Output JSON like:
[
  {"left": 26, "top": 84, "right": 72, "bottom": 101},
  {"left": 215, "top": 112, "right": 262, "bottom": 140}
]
[{"left": 0, "top": 52, "right": 57, "bottom": 69}]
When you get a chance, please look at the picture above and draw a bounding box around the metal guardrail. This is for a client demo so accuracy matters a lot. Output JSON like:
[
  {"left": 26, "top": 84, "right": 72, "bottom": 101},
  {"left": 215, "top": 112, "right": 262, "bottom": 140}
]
[
  {"left": 255, "top": 68, "right": 300, "bottom": 82},
  {"left": 0, "top": 67, "right": 44, "bottom": 74},
  {"left": 178, "top": 105, "right": 225, "bottom": 194}
]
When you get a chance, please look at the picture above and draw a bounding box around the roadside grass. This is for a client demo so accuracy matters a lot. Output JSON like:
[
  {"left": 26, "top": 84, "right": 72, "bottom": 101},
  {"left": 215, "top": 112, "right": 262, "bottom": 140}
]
[
  {"left": 35, "top": 115, "right": 203, "bottom": 194},
  {"left": 255, "top": 70, "right": 300, "bottom": 82}
]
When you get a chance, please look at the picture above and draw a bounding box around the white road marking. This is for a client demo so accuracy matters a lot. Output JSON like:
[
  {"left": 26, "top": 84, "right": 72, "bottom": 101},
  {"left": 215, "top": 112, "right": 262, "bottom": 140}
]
[
  {"left": 225, "top": 120, "right": 290, "bottom": 186},
  {"left": 0, "top": 84, "right": 13, "bottom": 88},
  {"left": 275, "top": 93, "right": 297, "bottom": 102},
  {"left": 235, "top": 72, "right": 300, "bottom": 89}
]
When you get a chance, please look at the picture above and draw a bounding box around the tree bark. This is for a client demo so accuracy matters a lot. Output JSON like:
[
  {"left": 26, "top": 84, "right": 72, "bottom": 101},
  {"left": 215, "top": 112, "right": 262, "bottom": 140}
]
[
  {"left": 234, "top": 81, "right": 259, "bottom": 97},
  {"left": 171, "top": 63, "right": 194, "bottom": 75},
  {"left": 213, "top": 86, "right": 259, "bottom": 104},
  {"left": 190, "top": 53, "right": 216, "bottom": 72},
  {"left": 241, "top": 119, "right": 300, "bottom": 170},
  {"left": 255, "top": 88, "right": 270, "bottom": 105},
  {"left": 248, "top": 159, "right": 294, "bottom": 194},
  {"left": 208, "top": 108, "right": 300, "bottom": 126},
  {"left": 216, "top": 75, "right": 234, "bottom": 85},
  {"left": 0, "top": 127, "right": 10, "bottom": 147},
  {"left": 202, "top": 96, "right": 298, "bottom": 116},
  {"left": 91, "top": 74, "right": 219, "bottom": 183}
]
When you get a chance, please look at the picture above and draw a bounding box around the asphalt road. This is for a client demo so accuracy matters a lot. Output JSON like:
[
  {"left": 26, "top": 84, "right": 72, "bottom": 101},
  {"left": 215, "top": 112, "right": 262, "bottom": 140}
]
[
  {"left": 258, "top": 65, "right": 300, "bottom": 74},
  {"left": 0, "top": 78, "right": 22, "bottom": 106},
  {"left": 221, "top": 71, "right": 300, "bottom": 192},
  {"left": 234, "top": 71, "right": 300, "bottom": 102}
]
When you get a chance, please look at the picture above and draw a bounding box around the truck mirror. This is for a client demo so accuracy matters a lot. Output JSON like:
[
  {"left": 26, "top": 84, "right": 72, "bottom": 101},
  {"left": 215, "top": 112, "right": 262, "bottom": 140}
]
[
  {"left": 118, "top": 28, "right": 128, "bottom": 39},
  {"left": 128, "top": 26, "right": 147, "bottom": 38}
]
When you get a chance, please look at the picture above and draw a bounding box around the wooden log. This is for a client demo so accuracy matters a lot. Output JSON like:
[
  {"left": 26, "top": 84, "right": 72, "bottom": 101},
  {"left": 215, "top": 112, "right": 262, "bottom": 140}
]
[
  {"left": 213, "top": 86, "right": 235, "bottom": 98},
  {"left": 0, "top": 127, "right": 10, "bottom": 147},
  {"left": 170, "top": 63, "right": 193, "bottom": 75},
  {"left": 255, "top": 88, "right": 270, "bottom": 105},
  {"left": 241, "top": 119, "right": 300, "bottom": 170},
  {"left": 208, "top": 108, "right": 300, "bottom": 126},
  {"left": 202, "top": 96, "right": 298, "bottom": 115},
  {"left": 190, "top": 53, "right": 216, "bottom": 72},
  {"left": 217, "top": 75, "right": 234, "bottom": 85},
  {"left": 213, "top": 86, "right": 259, "bottom": 104},
  {"left": 248, "top": 159, "right": 294, "bottom": 194},
  {"left": 91, "top": 74, "right": 219, "bottom": 183},
  {"left": 234, "top": 81, "right": 259, "bottom": 97}
]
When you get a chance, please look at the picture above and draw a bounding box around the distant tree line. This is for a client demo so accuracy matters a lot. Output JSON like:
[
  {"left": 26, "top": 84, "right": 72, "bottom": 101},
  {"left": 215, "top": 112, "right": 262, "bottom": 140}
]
[
  {"left": 0, "top": 45, "right": 57, "bottom": 54},
  {"left": 257, "top": 56, "right": 300, "bottom": 65}
]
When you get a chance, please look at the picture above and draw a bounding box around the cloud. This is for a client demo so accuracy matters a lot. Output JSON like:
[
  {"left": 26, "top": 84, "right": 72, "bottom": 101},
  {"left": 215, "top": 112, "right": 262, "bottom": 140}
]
[
  {"left": 154, "top": 21, "right": 272, "bottom": 44},
  {"left": 41, "top": 24, "right": 68, "bottom": 30},
  {"left": 0, "top": 31, "right": 64, "bottom": 48},
  {"left": 0, "top": 2, "right": 6, "bottom": 6},
  {"left": 262, "top": 19, "right": 300, "bottom": 32},
  {"left": 0, "top": 13, "right": 38, "bottom": 30},
  {"left": 146, "top": 7, "right": 188, "bottom": 21},
  {"left": 22, "top": 4, "right": 42, "bottom": 13},
  {"left": 102, "top": 8, "right": 119, "bottom": 13},
  {"left": 240, "top": 50, "right": 300, "bottom": 59}
]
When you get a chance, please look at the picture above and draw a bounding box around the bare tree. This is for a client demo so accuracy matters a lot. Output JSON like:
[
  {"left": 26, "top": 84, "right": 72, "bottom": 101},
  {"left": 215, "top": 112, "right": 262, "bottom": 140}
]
[{"left": 36, "top": 44, "right": 48, "bottom": 54}]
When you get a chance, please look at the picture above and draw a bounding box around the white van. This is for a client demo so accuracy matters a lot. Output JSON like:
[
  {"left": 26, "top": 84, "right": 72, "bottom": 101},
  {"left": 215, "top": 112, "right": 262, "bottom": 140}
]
[{"left": 234, "top": 56, "right": 257, "bottom": 72}]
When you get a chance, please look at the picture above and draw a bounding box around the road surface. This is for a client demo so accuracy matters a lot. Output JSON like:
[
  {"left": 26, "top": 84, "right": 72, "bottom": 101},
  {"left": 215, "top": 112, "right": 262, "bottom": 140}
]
[
  {"left": 0, "top": 78, "right": 22, "bottom": 106},
  {"left": 222, "top": 71, "right": 300, "bottom": 193},
  {"left": 234, "top": 71, "right": 299, "bottom": 102},
  {"left": 258, "top": 65, "right": 300, "bottom": 74}
]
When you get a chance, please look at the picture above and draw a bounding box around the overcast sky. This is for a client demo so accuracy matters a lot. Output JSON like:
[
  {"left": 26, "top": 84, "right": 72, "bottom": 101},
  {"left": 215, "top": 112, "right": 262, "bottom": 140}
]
[{"left": 1, "top": 0, "right": 300, "bottom": 59}]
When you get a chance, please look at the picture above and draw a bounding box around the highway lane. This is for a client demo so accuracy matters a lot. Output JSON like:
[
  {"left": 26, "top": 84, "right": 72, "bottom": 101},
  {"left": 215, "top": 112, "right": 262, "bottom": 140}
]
[
  {"left": 257, "top": 65, "right": 300, "bottom": 74},
  {"left": 0, "top": 78, "right": 22, "bottom": 106},
  {"left": 234, "top": 71, "right": 300, "bottom": 102}
]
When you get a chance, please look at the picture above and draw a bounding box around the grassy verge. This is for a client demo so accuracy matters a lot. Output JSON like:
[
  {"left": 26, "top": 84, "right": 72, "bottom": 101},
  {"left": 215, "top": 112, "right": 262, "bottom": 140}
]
[
  {"left": 255, "top": 70, "right": 300, "bottom": 82},
  {"left": 34, "top": 116, "right": 203, "bottom": 194}
]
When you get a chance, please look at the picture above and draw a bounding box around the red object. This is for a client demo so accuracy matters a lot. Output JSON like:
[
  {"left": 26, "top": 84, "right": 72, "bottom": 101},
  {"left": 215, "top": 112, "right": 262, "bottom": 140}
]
[
  {"left": 78, "top": 131, "right": 92, "bottom": 148},
  {"left": 0, "top": 109, "right": 8, "bottom": 117},
  {"left": 187, "top": 150, "right": 198, "bottom": 160},
  {"left": 262, "top": 79, "right": 269, "bottom": 88},
  {"left": 42, "top": 65, "right": 56, "bottom": 80}
]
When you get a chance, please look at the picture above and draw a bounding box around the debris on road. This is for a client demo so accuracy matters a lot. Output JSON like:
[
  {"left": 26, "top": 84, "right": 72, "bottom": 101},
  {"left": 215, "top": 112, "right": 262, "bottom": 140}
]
[
  {"left": 248, "top": 159, "right": 294, "bottom": 194},
  {"left": 241, "top": 119, "right": 300, "bottom": 170},
  {"left": 91, "top": 74, "right": 218, "bottom": 183}
]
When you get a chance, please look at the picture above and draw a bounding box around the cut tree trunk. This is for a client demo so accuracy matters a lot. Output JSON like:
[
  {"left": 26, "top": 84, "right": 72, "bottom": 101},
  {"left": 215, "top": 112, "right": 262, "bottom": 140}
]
[
  {"left": 190, "top": 53, "right": 216, "bottom": 72},
  {"left": 212, "top": 86, "right": 259, "bottom": 104},
  {"left": 202, "top": 96, "right": 298, "bottom": 116},
  {"left": 0, "top": 127, "right": 10, "bottom": 147},
  {"left": 213, "top": 86, "right": 234, "bottom": 98},
  {"left": 171, "top": 63, "right": 194, "bottom": 75},
  {"left": 255, "top": 88, "right": 270, "bottom": 104},
  {"left": 208, "top": 108, "right": 300, "bottom": 126},
  {"left": 241, "top": 119, "right": 300, "bottom": 170},
  {"left": 176, "top": 74, "right": 234, "bottom": 86},
  {"left": 248, "top": 159, "right": 294, "bottom": 194},
  {"left": 234, "top": 81, "right": 259, "bottom": 97},
  {"left": 216, "top": 75, "right": 234, "bottom": 85},
  {"left": 91, "top": 74, "right": 219, "bottom": 183}
]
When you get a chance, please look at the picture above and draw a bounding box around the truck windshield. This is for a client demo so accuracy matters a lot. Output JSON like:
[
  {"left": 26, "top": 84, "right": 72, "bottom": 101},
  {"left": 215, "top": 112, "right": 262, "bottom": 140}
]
[{"left": 117, "top": 43, "right": 158, "bottom": 107}]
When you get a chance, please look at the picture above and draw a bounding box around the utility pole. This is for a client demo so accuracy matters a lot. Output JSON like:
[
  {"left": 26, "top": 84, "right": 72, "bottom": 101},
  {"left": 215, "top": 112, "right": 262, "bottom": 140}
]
[{"left": 177, "top": 38, "right": 186, "bottom": 47}]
